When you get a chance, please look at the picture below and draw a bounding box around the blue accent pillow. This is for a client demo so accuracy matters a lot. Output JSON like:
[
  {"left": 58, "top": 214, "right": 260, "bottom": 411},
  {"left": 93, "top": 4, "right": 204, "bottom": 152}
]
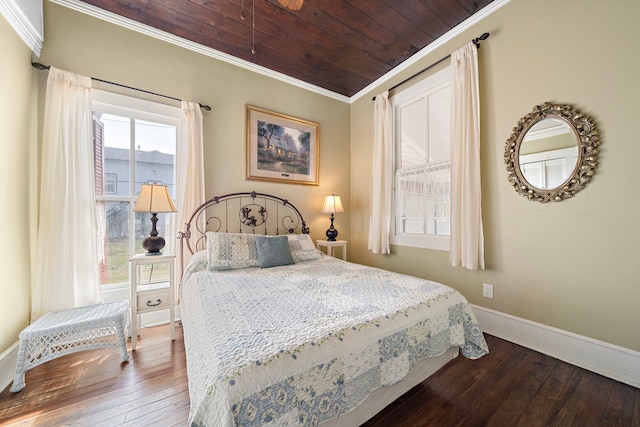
[{"left": 255, "top": 235, "right": 294, "bottom": 268}]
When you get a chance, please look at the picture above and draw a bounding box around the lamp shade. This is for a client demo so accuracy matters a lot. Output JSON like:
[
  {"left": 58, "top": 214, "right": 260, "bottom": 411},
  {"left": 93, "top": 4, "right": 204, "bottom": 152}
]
[
  {"left": 321, "top": 194, "right": 344, "bottom": 214},
  {"left": 133, "top": 184, "right": 177, "bottom": 213}
]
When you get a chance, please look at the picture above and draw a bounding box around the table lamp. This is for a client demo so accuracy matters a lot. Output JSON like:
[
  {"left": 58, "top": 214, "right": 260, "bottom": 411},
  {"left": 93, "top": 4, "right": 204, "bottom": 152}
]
[
  {"left": 133, "top": 183, "right": 177, "bottom": 255},
  {"left": 321, "top": 194, "right": 344, "bottom": 241}
]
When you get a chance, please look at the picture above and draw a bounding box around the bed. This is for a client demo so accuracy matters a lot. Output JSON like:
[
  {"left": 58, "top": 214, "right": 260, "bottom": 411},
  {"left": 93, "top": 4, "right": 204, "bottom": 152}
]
[{"left": 178, "top": 192, "right": 489, "bottom": 426}]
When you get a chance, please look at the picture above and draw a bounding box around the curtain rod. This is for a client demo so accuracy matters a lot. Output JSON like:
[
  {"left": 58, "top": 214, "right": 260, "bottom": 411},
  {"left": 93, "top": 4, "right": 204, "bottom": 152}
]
[
  {"left": 31, "top": 62, "right": 211, "bottom": 111},
  {"left": 372, "top": 32, "right": 490, "bottom": 101}
]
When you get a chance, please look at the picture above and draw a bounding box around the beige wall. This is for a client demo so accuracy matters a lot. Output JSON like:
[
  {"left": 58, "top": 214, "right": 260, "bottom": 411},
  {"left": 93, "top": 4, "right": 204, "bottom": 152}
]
[
  {"left": 350, "top": 0, "right": 640, "bottom": 351},
  {"left": 0, "top": 16, "right": 37, "bottom": 353}
]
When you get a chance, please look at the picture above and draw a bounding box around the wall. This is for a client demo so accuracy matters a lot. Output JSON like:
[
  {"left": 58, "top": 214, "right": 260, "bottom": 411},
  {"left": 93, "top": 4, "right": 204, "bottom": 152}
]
[
  {"left": 0, "top": 15, "right": 36, "bottom": 354},
  {"left": 38, "top": 1, "right": 350, "bottom": 244},
  {"left": 350, "top": 0, "right": 640, "bottom": 352}
]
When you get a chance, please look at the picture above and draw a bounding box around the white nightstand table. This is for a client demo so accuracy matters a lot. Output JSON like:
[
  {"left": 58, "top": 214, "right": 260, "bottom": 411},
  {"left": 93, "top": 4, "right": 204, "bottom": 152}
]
[
  {"left": 129, "top": 253, "right": 175, "bottom": 350},
  {"left": 316, "top": 240, "right": 348, "bottom": 260}
]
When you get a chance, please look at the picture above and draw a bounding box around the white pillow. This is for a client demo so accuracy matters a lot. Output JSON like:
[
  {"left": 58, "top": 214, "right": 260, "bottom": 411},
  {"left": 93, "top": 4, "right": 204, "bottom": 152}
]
[
  {"left": 287, "top": 234, "right": 323, "bottom": 262},
  {"left": 184, "top": 250, "right": 209, "bottom": 275},
  {"left": 206, "top": 232, "right": 259, "bottom": 270}
]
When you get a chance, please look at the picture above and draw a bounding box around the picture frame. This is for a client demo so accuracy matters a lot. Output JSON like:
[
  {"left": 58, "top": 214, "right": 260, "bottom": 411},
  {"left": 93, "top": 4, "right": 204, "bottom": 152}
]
[{"left": 246, "top": 105, "right": 319, "bottom": 185}]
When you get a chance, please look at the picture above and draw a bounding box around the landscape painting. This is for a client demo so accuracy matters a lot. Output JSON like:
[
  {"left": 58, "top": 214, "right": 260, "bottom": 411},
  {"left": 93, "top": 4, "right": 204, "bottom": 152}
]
[{"left": 246, "top": 105, "right": 319, "bottom": 185}]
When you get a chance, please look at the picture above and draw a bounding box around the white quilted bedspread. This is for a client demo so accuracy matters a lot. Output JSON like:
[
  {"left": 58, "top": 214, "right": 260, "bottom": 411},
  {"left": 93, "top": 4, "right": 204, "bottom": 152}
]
[{"left": 181, "top": 253, "right": 488, "bottom": 426}]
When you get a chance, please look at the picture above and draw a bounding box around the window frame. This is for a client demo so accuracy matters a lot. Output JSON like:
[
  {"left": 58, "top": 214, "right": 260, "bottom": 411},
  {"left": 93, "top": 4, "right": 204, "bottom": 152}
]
[
  {"left": 390, "top": 66, "right": 451, "bottom": 252},
  {"left": 92, "top": 90, "right": 181, "bottom": 286}
]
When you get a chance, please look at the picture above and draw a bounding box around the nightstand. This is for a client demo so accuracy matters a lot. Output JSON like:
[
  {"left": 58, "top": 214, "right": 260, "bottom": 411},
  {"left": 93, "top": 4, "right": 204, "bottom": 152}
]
[
  {"left": 316, "top": 240, "right": 348, "bottom": 260},
  {"left": 129, "top": 253, "right": 175, "bottom": 350}
]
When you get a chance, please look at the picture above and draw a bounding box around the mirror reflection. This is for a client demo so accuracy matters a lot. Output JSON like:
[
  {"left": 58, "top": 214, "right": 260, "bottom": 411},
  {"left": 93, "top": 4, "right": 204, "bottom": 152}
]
[{"left": 519, "top": 118, "right": 578, "bottom": 190}]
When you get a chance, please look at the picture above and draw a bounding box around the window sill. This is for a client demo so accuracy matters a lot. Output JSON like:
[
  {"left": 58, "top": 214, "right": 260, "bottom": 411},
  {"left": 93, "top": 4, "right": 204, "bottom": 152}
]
[{"left": 390, "top": 235, "right": 449, "bottom": 251}]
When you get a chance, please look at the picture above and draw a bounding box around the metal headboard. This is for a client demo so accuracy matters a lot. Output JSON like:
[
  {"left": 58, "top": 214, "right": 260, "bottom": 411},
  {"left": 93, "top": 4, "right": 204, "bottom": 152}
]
[{"left": 177, "top": 191, "right": 310, "bottom": 271}]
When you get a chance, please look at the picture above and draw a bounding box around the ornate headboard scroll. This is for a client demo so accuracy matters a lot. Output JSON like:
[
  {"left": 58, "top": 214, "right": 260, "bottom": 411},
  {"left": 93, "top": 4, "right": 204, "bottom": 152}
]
[{"left": 178, "top": 191, "right": 310, "bottom": 257}]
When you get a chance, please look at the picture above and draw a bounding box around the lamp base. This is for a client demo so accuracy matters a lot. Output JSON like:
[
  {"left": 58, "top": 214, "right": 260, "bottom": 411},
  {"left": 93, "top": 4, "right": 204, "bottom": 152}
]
[
  {"left": 142, "top": 235, "right": 166, "bottom": 256},
  {"left": 326, "top": 227, "right": 338, "bottom": 241},
  {"left": 326, "top": 213, "right": 338, "bottom": 241}
]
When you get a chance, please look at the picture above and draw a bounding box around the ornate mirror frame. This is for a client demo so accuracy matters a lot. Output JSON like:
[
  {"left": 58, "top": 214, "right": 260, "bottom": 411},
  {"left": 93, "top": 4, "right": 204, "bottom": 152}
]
[{"left": 504, "top": 102, "right": 601, "bottom": 202}]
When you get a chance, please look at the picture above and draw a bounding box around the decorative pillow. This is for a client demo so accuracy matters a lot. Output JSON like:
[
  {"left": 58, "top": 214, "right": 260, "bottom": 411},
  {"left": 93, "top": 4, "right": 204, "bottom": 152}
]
[
  {"left": 287, "top": 234, "right": 323, "bottom": 262},
  {"left": 184, "top": 250, "right": 209, "bottom": 275},
  {"left": 206, "top": 232, "right": 259, "bottom": 271},
  {"left": 255, "top": 235, "right": 294, "bottom": 268}
]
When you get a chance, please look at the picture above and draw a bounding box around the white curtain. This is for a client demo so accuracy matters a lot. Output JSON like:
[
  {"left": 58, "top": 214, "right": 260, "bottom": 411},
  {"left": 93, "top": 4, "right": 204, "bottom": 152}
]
[
  {"left": 32, "top": 67, "right": 101, "bottom": 320},
  {"left": 368, "top": 91, "right": 393, "bottom": 254},
  {"left": 175, "top": 101, "right": 205, "bottom": 271},
  {"left": 450, "top": 42, "right": 485, "bottom": 270}
]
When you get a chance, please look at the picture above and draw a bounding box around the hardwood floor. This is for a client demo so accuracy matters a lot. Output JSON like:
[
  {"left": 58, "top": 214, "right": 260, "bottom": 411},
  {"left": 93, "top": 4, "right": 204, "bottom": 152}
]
[
  {"left": 1, "top": 325, "right": 638, "bottom": 426},
  {"left": 363, "top": 335, "right": 640, "bottom": 427},
  {"left": 0, "top": 325, "right": 189, "bottom": 426}
]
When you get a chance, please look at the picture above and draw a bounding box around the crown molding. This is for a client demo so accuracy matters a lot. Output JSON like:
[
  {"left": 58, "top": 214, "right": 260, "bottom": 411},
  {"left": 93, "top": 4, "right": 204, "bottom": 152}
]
[
  {"left": 0, "top": 0, "right": 44, "bottom": 56},
  {"left": 524, "top": 122, "right": 573, "bottom": 141}
]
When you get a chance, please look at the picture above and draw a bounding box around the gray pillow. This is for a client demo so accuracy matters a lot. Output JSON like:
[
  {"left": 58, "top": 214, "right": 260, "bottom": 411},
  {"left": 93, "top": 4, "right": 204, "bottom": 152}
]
[{"left": 255, "top": 235, "right": 294, "bottom": 268}]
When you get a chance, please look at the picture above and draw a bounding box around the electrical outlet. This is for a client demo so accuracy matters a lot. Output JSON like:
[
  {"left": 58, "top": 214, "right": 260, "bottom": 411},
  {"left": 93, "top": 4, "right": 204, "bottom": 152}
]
[{"left": 482, "top": 283, "right": 494, "bottom": 299}]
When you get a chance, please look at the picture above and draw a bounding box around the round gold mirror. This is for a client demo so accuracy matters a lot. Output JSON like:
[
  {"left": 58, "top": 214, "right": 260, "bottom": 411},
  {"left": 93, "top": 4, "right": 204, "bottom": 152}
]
[{"left": 504, "top": 102, "right": 601, "bottom": 202}]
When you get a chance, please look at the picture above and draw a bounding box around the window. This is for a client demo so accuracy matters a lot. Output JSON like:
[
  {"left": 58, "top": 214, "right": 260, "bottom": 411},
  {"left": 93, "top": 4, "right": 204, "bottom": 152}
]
[
  {"left": 92, "top": 90, "right": 181, "bottom": 286},
  {"left": 519, "top": 146, "right": 578, "bottom": 189},
  {"left": 391, "top": 66, "right": 451, "bottom": 251},
  {"left": 105, "top": 173, "right": 117, "bottom": 194}
]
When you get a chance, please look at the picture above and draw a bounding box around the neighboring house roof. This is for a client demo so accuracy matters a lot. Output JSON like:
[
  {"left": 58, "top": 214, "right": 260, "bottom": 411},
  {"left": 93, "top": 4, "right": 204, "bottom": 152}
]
[{"left": 105, "top": 147, "right": 174, "bottom": 165}]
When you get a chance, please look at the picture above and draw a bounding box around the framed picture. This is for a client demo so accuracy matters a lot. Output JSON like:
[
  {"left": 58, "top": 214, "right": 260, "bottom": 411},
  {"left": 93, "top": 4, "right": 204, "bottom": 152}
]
[{"left": 246, "top": 105, "right": 319, "bottom": 185}]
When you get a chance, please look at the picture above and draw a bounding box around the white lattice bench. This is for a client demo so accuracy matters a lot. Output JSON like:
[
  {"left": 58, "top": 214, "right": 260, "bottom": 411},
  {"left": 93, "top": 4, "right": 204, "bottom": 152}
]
[{"left": 10, "top": 300, "right": 130, "bottom": 392}]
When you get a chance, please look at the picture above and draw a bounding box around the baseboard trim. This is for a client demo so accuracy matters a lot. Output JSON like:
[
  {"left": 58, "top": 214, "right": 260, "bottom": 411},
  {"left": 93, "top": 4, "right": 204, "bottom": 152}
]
[
  {"left": 0, "top": 341, "right": 19, "bottom": 392},
  {"left": 472, "top": 304, "right": 640, "bottom": 388}
]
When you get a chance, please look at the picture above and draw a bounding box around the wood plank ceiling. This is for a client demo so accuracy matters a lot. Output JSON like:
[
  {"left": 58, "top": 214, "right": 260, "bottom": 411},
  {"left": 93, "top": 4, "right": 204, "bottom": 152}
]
[{"left": 78, "top": 0, "right": 495, "bottom": 97}]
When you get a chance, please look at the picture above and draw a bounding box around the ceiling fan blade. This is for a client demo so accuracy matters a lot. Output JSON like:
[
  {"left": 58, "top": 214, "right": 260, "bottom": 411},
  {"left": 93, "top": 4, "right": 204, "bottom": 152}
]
[{"left": 277, "top": 0, "right": 304, "bottom": 10}]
